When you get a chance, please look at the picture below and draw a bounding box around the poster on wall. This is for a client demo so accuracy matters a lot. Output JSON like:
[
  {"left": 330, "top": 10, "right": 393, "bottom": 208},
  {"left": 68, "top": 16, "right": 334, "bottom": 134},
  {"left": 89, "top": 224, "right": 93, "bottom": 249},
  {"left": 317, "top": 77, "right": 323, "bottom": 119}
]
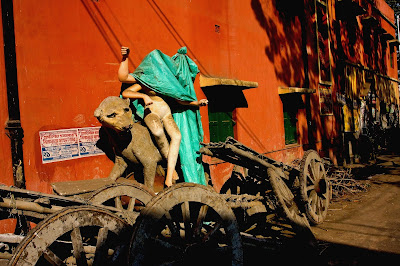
[
  {"left": 319, "top": 86, "right": 333, "bottom": 115},
  {"left": 39, "top": 127, "right": 104, "bottom": 164}
]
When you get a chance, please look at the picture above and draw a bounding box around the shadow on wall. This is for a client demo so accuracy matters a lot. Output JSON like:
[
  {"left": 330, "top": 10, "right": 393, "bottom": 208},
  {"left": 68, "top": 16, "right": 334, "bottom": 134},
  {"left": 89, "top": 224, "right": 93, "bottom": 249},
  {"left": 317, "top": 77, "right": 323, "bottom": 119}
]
[
  {"left": 251, "top": 0, "right": 307, "bottom": 88},
  {"left": 250, "top": 0, "right": 344, "bottom": 161},
  {"left": 79, "top": 0, "right": 210, "bottom": 75},
  {"left": 251, "top": 0, "right": 317, "bottom": 150}
]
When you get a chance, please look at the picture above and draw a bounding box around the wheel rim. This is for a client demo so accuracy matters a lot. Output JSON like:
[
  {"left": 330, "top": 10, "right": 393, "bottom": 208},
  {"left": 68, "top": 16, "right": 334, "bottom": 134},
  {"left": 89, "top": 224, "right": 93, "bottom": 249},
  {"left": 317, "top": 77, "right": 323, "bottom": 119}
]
[
  {"left": 129, "top": 183, "right": 243, "bottom": 265},
  {"left": 88, "top": 182, "right": 155, "bottom": 213},
  {"left": 300, "top": 150, "right": 330, "bottom": 225},
  {"left": 268, "top": 168, "right": 310, "bottom": 229},
  {"left": 9, "top": 206, "right": 131, "bottom": 265}
]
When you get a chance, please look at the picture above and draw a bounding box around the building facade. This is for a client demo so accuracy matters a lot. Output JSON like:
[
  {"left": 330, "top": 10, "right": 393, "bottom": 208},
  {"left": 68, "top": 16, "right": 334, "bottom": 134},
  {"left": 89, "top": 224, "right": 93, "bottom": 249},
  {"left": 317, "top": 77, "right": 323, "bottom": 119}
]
[{"left": 0, "top": 0, "right": 398, "bottom": 226}]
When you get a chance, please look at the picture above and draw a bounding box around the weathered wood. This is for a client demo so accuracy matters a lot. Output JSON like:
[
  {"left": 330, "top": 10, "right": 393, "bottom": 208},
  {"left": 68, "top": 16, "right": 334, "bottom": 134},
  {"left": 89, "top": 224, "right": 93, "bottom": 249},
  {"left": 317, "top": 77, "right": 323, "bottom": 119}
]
[
  {"left": 0, "top": 198, "right": 62, "bottom": 214},
  {"left": 225, "top": 144, "right": 278, "bottom": 173},
  {"left": 0, "top": 233, "right": 24, "bottom": 244},
  {"left": 129, "top": 183, "right": 243, "bottom": 265},
  {"left": 0, "top": 185, "right": 88, "bottom": 207},
  {"left": 43, "top": 248, "right": 63, "bottom": 265},
  {"left": 71, "top": 227, "right": 87, "bottom": 266},
  {"left": 51, "top": 178, "right": 115, "bottom": 196},
  {"left": 0, "top": 252, "right": 13, "bottom": 259},
  {"left": 0, "top": 183, "right": 138, "bottom": 224},
  {"left": 9, "top": 206, "right": 131, "bottom": 265},
  {"left": 93, "top": 227, "right": 108, "bottom": 266}
]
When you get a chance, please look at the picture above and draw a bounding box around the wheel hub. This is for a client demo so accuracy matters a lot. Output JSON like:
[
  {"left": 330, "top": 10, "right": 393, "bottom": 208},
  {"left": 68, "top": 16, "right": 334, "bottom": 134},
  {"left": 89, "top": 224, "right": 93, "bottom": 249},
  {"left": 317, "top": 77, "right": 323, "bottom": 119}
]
[{"left": 315, "top": 178, "right": 327, "bottom": 195}]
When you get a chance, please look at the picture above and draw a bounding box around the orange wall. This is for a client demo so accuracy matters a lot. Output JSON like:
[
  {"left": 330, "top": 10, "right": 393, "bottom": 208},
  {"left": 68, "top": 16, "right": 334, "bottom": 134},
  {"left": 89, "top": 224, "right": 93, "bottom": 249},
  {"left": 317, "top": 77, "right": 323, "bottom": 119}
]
[
  {"left": 0, "top": 0, "right": 307, "bottom": 194},
  {"left": 0, "top": 0, "right": 397, "bottom": 196}
]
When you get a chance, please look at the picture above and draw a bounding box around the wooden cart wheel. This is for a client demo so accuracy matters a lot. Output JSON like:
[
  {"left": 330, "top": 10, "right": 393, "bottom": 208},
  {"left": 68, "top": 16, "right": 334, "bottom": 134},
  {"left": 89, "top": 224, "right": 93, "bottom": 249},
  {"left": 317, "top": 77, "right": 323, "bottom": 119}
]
[
  {"left": 88, "top": 181, "right": 155, "bottom": 213},
  {"left": 129, "top": 183, "right": 243, "bottom": 265},
  {"left": 299, "top": 150, "right": 330, "bottom": 225},
  {"left": 9, "top": 206, "right": 131, "bottom": 266},
  {"left": 268, "top": 168, "right": 310, "bottom": 229}
]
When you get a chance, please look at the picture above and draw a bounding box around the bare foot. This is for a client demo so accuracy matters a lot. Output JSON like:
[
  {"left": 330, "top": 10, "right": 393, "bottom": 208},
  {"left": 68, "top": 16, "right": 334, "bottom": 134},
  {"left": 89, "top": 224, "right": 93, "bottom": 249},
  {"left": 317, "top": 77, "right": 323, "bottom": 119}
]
[
  {"left": 165, "top": 179, "right": 173, "bottom": 187},
  {"left": 172, "top": 171, "right": 179, "bottom": 181}
]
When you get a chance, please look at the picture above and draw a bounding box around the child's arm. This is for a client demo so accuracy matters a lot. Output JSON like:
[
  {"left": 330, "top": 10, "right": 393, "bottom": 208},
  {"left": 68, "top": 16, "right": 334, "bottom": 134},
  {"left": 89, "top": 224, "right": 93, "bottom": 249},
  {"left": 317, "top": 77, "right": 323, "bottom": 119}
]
[
  {"left": 175, "top": 99, "right": 208, "bottom": 107},
  {"left": 122, "top": 84, "right": 153, "bottom": 106},
  {"left": 118, "top": 46, "right": 137, "bottom": 83}
]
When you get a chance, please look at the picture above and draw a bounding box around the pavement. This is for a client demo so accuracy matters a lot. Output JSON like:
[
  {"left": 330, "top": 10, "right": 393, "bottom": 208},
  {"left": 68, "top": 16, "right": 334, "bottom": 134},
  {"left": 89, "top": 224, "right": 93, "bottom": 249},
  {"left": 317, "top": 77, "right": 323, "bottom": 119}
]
[{"left": 311, "top": 153, "right": 400, "bottom": 265}]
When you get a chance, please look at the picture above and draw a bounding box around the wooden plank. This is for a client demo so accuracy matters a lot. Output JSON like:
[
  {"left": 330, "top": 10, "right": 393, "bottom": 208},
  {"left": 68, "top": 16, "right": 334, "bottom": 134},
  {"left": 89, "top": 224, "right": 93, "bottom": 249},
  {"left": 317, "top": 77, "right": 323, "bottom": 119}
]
[
  {"left": 0, "top": 233, "right": 24, "bottom": 244},
  {"left": 71, "top": 227, "right": 88, "bottom": 266},
  {"left": 51, "top": 178, "right": 114, "bottom": 196}
]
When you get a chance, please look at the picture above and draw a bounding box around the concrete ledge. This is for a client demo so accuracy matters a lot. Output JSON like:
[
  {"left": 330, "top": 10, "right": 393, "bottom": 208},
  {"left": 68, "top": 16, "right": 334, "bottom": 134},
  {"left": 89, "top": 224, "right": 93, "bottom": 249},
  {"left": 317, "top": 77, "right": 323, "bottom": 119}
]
[
  {"left": 200, "top": 75, "right": 258, "bottom": 89},
  {"left": 389, "top": 39, "right": 400, "bottom": 46},
  {"left": 278, "top": 86, "right": 316, "bottom": 95}
]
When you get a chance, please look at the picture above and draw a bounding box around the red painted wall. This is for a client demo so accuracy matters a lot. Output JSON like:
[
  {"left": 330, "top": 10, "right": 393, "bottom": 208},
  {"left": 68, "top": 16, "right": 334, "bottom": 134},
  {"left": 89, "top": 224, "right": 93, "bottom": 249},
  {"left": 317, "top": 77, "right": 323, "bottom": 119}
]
[
  {"left": 0, "top": 0, "right": 398, "bottom": 233},
  {"left": 0, "top": 0, "right": 309, "bottom": 195}
]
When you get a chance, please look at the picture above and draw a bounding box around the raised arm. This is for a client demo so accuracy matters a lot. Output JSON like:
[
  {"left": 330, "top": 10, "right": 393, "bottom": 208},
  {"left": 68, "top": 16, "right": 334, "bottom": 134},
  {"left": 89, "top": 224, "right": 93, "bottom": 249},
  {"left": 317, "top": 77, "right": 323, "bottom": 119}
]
[{"left": 118, "top": 46, "right": 137, "bottom": 83}]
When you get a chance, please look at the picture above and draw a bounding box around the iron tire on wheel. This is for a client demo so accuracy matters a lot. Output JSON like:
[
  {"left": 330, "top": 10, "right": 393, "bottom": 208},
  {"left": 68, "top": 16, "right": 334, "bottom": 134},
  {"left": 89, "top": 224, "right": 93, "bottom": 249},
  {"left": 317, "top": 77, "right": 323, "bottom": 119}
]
[
  {"left": 299, "top": 150, "right": 330, "bottom": 225},
  {"left": 9, "top": 206, "right": 131, "bottom": 265},
  {"left": 268, "top": 168, "right": 310, "bottom": 229},
  {"left": 88, "top": 181, "right": 155, "bottom": 213},
  {"left": 129, "top": 183, "right": 243, "bottom": 266}
]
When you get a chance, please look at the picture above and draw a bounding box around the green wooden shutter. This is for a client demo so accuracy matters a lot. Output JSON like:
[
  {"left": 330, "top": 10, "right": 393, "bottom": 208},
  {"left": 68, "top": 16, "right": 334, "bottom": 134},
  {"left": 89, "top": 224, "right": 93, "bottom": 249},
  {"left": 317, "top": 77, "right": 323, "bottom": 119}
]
[
  {"left": 209, "top": 112, "right": 234, "bottom": 142},
  {"left": 283, "top": 111, "right": 297, "bottom": 145}
]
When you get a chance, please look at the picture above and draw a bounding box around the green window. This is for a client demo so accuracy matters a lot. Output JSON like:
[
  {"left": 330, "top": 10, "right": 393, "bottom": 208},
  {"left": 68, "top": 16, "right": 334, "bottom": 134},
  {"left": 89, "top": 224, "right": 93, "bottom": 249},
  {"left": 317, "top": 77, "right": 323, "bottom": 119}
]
[
  {"left": 281, "top": 94, "right": 299, "bottom": 145},
  {"left": 283, "top": 110, "right": 298, "bottom": 145},
  {"left": 208, "top": 111, "right": 234, "bottom": 142}
]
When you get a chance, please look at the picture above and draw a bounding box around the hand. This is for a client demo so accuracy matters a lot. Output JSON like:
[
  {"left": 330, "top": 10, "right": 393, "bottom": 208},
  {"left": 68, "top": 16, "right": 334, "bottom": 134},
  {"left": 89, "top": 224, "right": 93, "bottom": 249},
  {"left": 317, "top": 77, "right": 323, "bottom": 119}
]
[
  {"left": 121, "top": 46, "right": 130, "bottom": 57},
  {"left": 198, "top": 99, "right": 208, "bottom": 106}
]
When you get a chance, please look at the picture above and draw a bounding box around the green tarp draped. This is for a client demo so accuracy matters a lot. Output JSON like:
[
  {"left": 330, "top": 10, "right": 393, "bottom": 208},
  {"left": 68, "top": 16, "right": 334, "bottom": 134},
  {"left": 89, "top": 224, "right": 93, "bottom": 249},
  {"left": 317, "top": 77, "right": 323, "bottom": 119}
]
[{"left": 129, "top": 47, "right": 206, "bottom": 185}]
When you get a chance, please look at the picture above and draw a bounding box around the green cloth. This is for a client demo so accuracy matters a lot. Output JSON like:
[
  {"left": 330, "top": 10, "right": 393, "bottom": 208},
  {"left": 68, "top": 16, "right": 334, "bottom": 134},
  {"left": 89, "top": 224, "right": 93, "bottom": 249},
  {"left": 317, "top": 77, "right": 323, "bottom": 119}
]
[{"left": 129, "top": 47, "right": 206, "bottom": 185}]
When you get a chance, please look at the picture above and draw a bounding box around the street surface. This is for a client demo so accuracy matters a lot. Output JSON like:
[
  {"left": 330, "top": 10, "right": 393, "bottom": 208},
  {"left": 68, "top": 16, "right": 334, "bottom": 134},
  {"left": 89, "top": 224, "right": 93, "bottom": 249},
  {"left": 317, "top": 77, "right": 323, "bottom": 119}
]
[
  {"left": 312, "top": 153, "right": 400, "bottom": 264},
  {"left": 244, "top": 152, "right": 400, "bottom": 265}
]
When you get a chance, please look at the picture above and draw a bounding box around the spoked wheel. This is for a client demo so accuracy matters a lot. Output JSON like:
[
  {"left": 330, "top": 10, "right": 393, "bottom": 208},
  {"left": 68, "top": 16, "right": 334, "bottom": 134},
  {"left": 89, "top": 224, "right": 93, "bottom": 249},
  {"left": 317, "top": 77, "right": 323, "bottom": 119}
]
[
  {"left": 9, "top": 206, "right": 131, "bottom": 265},
  {"left": 129, "top": 183, "right": 243, "bottom": 265},
  {"left": 299, "top": 150, "right": 330, "bottom": 225},
  {"left": 268, "top": 168, "right": 310, "bottom": 229},
  {"left": 88, "top": 181, "right": 155, "bottom": 213}
]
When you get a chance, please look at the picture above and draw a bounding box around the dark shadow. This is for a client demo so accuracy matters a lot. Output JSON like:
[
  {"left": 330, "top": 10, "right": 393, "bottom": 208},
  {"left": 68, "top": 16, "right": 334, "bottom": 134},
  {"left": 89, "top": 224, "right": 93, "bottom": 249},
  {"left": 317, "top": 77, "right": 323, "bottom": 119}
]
[
  {"left": 202, "top": 86, "right": 248, "bottom": 113},
  {"left": 243, "top": 235, "right": 400, "bottom": 265},
  {"left": 317, "top": 241, "right": 400, "bottom": 265}
]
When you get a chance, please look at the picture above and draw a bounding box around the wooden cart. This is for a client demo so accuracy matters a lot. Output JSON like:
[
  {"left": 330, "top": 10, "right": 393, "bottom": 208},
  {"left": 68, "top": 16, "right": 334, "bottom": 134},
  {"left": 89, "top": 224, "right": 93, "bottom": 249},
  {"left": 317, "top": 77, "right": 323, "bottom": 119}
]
[{"left": 1, "top": 137, "right": 330, "bottom": 265}]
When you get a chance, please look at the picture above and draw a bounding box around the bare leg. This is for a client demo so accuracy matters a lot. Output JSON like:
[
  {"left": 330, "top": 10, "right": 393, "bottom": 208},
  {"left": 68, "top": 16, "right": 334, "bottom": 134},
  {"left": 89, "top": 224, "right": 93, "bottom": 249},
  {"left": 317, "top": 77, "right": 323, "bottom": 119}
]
[
  {"left": 144, "top": 113, "right": 170, "bottom": 160},
  {"left": 162, "top": 114, "right": 181, "bottom": 187},
  {"left": 143, "top": 112, "right": 178, "bottom": 186}
]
